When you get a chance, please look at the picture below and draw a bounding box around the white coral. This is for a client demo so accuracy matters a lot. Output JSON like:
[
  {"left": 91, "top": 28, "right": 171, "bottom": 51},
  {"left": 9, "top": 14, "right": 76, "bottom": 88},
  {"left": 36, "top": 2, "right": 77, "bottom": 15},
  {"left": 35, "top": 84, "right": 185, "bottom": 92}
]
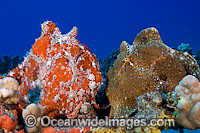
[
  {"left": 1, "top": 77, "right": 19, "bottom": 90},
  {"left": 0, "top": 77, "right": 20, "bottom": 104},
  {"left": 22, "top": 103, "right": 44, "bottom": 133},
  {"left": 0, "top": 88, "right": 14, "bottom": 98},
  {"left": 175, "top": 75, "right": 200, "bottom": 129}
]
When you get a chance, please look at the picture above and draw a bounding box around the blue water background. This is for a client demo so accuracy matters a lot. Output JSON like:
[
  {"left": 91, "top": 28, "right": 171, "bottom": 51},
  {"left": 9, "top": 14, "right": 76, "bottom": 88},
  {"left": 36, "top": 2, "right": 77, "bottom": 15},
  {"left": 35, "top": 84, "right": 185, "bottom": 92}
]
[{"left": 0, "top": 0, "right": 200, "bottom": 59}]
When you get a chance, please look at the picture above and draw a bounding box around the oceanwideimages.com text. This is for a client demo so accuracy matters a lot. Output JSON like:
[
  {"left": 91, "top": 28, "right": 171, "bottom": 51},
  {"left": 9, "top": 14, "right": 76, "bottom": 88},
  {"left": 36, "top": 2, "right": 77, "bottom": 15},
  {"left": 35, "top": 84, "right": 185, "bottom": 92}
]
[{"left": 25, "top": 115, "right": 175, "bottom": 129}]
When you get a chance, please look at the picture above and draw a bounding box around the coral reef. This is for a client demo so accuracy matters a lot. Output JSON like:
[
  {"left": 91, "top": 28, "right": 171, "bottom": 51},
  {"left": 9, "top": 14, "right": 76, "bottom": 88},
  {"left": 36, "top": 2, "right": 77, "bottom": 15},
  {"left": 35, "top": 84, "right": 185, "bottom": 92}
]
[
  {"left": 135, "top": 91, "right": 164, "bottom": 120},
  {"left": 106, "top": 27, "right": 200, "bottom": 118},
  {"left": 22, "top": 103, "right": 44, "bottom": 132},
  {"left": 78, "top": 102, "right": 96, "bottom": 119},
  {"left": 90, "top": 127, "right": 129, "bottom": 133},
  {"left": 6, "top": 21, "right": 103, "bottom": 119},
  {"left": 134, "top": 90, "right": 176, "bottom": 132},
  {"left": 0, "top": 77, "right": 20, "bottom": 105},
  {"left": 193, "top": 49, "right": 200, "bottom": 66},
  {"left": 177, "top": 43, "right": 200, "bottom": 66},
  {"left": 174, "top": 75, "right": 200, "bottom": 129},
  {"left": 177, "top": 43, "right": 192, "bottom": 55},
  {"left": 21, "top": 103, "right": 92, "bottom": 133},
  {"left": 41, "top": 126, "right": 90, "bottom": 133},
  {"left": 96, "top": 49, "right": 119, "bottom": 107},
  {"left": 0, "top": 77, "right": 23, "bottom": 132},
  {"left": 42, "top": 127, "right": 66, "bottom": 133},
  {"left": 0, "top": 55, "right": 22, "bottom": 75},
  {"left": 1, "top": 21, "right": 200, "bottom": 132},
  {"left": 134, "top": 126, "right": 162, "bottom": 133},
  {"left": 0, "top": 104, "right": 19, "bottom": 132},
  {"left": 0, "top": 114, "right": 18, "bottom": 131}
]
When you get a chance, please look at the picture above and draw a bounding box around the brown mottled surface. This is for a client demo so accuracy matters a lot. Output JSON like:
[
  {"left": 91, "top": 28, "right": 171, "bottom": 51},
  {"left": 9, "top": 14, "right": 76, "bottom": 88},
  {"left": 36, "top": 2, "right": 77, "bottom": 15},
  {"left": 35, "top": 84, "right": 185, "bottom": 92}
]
[{"left": 106, "top": 27, "right": 200, "bottom": 118}]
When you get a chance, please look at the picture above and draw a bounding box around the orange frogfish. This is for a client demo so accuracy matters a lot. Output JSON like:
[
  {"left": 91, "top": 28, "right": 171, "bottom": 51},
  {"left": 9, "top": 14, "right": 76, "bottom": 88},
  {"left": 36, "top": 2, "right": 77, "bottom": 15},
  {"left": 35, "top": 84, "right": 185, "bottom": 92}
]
[{"left": 7, "top": 21, "right": 102, "bottom": 118}]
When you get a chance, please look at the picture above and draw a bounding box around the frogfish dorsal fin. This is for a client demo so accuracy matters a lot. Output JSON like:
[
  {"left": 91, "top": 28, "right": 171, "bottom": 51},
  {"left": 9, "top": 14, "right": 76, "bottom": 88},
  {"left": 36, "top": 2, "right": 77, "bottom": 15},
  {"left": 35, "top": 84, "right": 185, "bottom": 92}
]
[
  {"left": 41, "top": 21, "right": 58, "bottom": 37},
  {"left": 67, "top": 26, "right": 78, "bottom": 39},
  {"left": 133, "top": 27, "right": 162, "bottom": 47},
  {"left": 120, "top": 41, "right": 129, "bottom": 53}
]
